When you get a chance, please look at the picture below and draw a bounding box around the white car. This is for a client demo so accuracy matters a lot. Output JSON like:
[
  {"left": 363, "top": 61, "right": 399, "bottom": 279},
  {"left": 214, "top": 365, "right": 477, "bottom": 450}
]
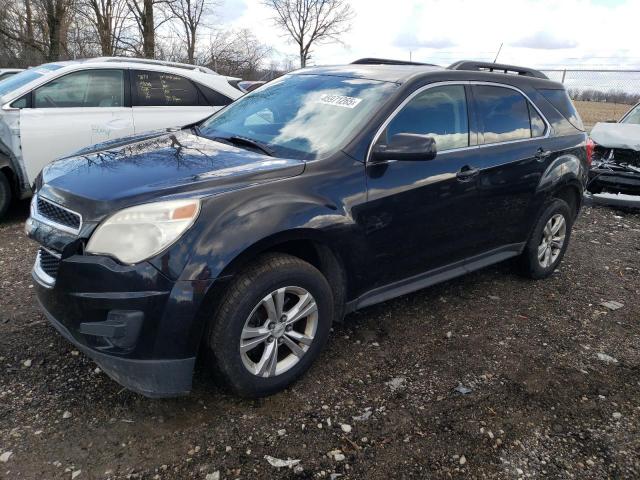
[
  {"left": 0, "top": 57, "right": 242, "bottom": 218},
  {"left": 0, "top": 69, "right": 23, "bottom": 82}
]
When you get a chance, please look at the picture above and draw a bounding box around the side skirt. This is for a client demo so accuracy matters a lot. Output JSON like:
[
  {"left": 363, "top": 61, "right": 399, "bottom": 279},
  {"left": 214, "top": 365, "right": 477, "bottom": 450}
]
[{"left": 345, "top": 243, "right": 525, "bottom": 313}]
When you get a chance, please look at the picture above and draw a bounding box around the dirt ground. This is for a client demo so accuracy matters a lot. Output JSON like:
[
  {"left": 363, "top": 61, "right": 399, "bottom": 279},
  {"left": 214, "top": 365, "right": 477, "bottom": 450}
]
[
  {"left": 1, "top": 198, "right": 639, "bottom": 480},
  {"left": 573, "top": 101, "right": 635, "bottom": 130}
]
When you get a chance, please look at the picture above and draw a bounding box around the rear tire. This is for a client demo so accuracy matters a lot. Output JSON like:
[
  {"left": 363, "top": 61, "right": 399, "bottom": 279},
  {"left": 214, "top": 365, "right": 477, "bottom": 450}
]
[
  {"left": 0, "top": 171, "right": 12, "bottom": 220},
  {"left": 520, "top": 198, "right": 572, "bottom": 279},
  {"left": 206, "top": 253, "right": 334, "bottom": 398}
]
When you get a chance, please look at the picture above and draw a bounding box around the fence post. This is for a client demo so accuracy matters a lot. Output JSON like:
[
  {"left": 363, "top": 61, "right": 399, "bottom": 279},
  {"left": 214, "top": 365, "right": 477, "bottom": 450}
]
[{"left": 561, "top": 69, "right": 567, "bottom": 84}]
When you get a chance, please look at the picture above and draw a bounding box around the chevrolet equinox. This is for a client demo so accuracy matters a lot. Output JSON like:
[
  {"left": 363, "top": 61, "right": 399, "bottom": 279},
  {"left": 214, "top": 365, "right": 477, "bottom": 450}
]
[{"left": 27, "top": 59, "right": 589, "bottom": 398}]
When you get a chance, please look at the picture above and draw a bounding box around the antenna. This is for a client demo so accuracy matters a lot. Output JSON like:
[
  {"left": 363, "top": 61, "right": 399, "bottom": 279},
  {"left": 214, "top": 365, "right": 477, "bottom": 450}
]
[{"left": 493, "top": 43, "right": 503, "bottom": 63}]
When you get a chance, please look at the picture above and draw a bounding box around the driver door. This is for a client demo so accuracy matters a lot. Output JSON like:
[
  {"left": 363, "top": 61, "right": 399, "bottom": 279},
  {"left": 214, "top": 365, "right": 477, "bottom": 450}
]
[
  {"left": 361, "top": 84, "right": 486, "bottom": 287},
  {"left": 20, "top": 69, "right": 134, "bottom": 184}
]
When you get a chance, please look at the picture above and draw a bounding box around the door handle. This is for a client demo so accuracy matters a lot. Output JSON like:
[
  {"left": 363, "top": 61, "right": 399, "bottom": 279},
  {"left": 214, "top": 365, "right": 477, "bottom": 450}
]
[
  {"left": 535, "top": 148, "right": 552, "bottom": 161},
  {"left": 456, "top": 165, "right": 479, "bottom": 181}
]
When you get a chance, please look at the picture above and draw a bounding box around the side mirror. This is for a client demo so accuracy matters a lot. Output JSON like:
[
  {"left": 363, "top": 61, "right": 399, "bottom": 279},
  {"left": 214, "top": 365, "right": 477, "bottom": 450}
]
[{"left": 371, "top": 133, "right": 437, "bottom": 162}]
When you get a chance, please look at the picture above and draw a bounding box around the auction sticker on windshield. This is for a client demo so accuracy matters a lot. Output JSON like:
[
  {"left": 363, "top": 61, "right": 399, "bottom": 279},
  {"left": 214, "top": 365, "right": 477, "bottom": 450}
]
[{"left": 316, "top": 94, "right": 362, "bottom": 108}]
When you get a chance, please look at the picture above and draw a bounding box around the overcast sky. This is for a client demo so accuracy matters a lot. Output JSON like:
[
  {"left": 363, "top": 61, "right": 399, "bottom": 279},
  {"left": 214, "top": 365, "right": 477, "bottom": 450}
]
[{"left": 218, "top": 0, "right": 640, "bottom": 70}]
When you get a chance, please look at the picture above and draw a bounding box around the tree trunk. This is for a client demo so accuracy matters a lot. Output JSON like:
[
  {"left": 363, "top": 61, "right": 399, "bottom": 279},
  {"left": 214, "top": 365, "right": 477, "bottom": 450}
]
[
  {"left": 142, "top": 0, "right": 154, "bottom": 58},
  {"left": 187, "top": 24, "right": 196, "bottom": 64},
  {"left": 299, "top": 45, "right": 305, "bottom": 68},
  {"left": 46, "top": 0, "right": 63, "bottom": 61}
]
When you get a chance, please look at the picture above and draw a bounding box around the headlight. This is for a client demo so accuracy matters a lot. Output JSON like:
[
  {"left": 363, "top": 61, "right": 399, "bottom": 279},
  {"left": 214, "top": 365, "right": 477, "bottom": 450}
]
[{"left": 86, "top": 199, "right": 200, "bottom": 264}]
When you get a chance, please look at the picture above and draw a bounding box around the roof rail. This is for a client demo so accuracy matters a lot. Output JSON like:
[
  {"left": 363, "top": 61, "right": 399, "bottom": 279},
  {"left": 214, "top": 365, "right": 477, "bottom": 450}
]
[
  {"left": 447, "top": 60, "right": 548, "bottom": 79},
  {"left": 352, "top": 57, "right": 437, "bottom": 67},
  {"left": 86, "top": 57, "right": 219, "bottom": 75}
]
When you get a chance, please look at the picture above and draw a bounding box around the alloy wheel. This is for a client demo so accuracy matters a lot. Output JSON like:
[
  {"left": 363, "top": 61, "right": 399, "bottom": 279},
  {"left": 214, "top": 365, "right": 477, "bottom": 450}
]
[
  {"left": 537, "top": 213, "right": 566, "bottom": 268},
  {"left": 240, "top": 286, "right": 318, "bottom": 377}
]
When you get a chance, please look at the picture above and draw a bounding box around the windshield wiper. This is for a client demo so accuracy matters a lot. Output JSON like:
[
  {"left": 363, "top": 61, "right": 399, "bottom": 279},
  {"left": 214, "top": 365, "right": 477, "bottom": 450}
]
[{"left": 214, "top": 135, "right": 275, "bottom": 157}]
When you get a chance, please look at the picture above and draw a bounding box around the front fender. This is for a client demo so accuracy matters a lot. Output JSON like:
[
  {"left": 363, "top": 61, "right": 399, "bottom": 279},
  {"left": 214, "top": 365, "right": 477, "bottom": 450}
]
[{"left": 179, "top": 189, "right": 358, "bottom": 281}]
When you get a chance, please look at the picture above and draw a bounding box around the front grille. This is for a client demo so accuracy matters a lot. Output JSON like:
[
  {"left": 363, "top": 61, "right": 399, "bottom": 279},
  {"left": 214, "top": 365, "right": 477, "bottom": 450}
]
[
  {"left": 36, "top": 196, "right": 81, "bottom": 231},
  {"left": 35, "top": 248, "right": 61, "bottom": 284}
]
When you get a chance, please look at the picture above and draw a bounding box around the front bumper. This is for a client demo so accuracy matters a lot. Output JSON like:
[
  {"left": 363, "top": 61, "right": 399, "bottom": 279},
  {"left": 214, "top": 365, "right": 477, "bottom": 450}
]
[
  {"left": 29, "top": 223, "right": 216, "bottom": 397},
  {"left": 38, "top": 298, "right": 195, "bottom": 398},
  {"left": 588, "top": 168, "right": 640, "bottom": 195}
]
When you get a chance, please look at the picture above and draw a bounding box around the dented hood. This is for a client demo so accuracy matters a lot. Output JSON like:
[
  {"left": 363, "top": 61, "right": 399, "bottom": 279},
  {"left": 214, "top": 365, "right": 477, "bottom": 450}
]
[{"left": 591, "top": 122, "right": 640, "bottom": 151}]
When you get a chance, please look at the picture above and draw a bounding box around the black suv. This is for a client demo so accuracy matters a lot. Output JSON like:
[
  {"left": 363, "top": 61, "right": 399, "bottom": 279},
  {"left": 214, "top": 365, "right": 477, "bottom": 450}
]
[{"left": 27, "top": 59, "right": 589, "bottom": 398}]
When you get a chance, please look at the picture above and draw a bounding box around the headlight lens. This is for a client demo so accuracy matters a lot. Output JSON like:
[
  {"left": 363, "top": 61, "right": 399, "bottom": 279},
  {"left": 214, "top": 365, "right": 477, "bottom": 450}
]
[{"left": 86, "top": 199, "right": 200, "bottom": 264}]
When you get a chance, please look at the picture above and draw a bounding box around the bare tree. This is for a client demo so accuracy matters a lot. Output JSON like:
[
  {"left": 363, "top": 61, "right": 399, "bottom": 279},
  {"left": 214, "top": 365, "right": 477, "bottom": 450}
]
[
  {"left": 0, "top": 0, "right": 76, "bottom": 62},
  {"left": 206, "top": 28, "right": 272, "bottom": 79},
  {"left": 263, "top": 0, "right": 353, "bottom": 68},
  {"left": 167, "top": 0, "right": 216, "bottom": 64},
  {"left": 125, "top": 0, "right": 171, "bottom": 58},
  {"left": 76, "top": 0, "right": 129, "bottom": 56}
]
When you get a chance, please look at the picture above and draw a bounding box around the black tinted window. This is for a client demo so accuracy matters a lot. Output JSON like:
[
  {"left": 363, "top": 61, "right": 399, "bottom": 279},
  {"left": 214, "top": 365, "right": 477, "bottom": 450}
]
[
  {"left": 528, "top": 103, "right": 546, "bottom": 137},
  {"left": 384, "top": 85, "right": 469, "bottom": 151},
  {"left": 198, "top": 84, "right": 232, "bottom": 106},
  {"left": 475, "top": 86, "right": 532, "bottom": 144},
  {"left": 538, "top": 88, "right": 584, "bottom": 131},
  {"left": 134, "top": 71, "right": 199, "bottom": 107},
  {"left": 34, "top": 70, "right": 124, "bottom": 108}
]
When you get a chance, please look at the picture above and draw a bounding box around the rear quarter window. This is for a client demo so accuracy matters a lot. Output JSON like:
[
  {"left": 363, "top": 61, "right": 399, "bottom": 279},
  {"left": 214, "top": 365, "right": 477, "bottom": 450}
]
[{"left": 538, "top": 88, "right": 584, "bottom": 131}]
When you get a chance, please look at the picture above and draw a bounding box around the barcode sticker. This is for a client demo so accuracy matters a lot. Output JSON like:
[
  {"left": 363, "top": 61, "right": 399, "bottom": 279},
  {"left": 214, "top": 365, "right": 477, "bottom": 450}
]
[{"left": 316, "top": 94, "right": 362, "bottom": 108}]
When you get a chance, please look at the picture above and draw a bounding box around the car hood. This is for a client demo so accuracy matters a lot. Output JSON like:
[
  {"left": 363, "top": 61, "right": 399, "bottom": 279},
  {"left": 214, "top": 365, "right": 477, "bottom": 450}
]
[
  {"left": 38, "top": 129, "right": 305, "bottom": 220},
  {"left": 591, "top": 122, "right": 640, "bottom": 151}
]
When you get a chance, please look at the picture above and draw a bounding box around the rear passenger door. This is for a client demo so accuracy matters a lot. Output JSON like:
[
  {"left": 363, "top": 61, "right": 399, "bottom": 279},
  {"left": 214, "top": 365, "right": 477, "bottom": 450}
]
[
  {"left": 131, "top": 70, "right": 221, "bottom": 133},
  {"left": 470, "top": 84, "right": 551, "bottom": 250}
]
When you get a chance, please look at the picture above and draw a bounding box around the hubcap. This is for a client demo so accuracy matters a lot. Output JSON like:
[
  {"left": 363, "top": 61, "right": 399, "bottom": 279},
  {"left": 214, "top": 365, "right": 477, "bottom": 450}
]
[
  {"left": 240, "top": 286, "right": 318, "bottom": 378},
  {"left": 538, "top": 213, "right": 566, "bottom": 268}
]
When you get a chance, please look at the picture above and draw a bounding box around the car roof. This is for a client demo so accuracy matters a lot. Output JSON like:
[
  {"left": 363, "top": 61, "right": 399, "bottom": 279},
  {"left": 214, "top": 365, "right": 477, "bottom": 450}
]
[
  {"left": 292, "top": 63, "right": 562, "bottom": 89},
  {"left": 0, "top": 58, "right": 242, "bottom": 104},
  {"left": 293, "top": 64, "right": 444, "bottom": 84}
]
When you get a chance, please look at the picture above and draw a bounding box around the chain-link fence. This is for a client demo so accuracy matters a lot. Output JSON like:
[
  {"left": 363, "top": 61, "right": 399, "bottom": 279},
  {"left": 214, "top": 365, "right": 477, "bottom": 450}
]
[{"left": 540, "top": 69, "right": 640, "bottom": 129}]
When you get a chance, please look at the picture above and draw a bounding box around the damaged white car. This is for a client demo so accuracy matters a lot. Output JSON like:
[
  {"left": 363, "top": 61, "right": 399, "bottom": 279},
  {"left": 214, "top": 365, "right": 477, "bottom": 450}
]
[
  {"left": 588, "top": 102, "right": 640, "bottom": 196},
  {"left": 0, "top": 58, "right": 242, "bottom": 218}
]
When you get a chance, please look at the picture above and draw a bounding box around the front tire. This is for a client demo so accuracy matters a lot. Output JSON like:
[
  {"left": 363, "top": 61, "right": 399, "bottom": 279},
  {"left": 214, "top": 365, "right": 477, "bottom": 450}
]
[
  {"left": 0, "top": 171, "right": 12, "bottom": 220},
  {"left": 206, "top": 253, "right": 334, "bottom": 397},
  {"left": 520, "top": 198, "right": 573, "bottom": 279}
]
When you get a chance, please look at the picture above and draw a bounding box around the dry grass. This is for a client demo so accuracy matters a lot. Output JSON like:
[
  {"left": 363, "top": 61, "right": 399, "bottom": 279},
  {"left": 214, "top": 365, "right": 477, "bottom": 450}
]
[{"left": 574, "top": 100, "right": 634, "bottom": 130}]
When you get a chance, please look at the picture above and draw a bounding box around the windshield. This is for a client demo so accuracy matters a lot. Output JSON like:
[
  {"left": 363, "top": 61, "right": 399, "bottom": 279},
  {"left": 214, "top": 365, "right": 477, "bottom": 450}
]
[
  {"left": 0, "top": 64, "right": 63, "bottom": 97},
  {"left": 199, "top": 74, "right": 397, "bottom": 159},
  {"left": 621, "top": 104, "right": 640, "bottom": 124}
]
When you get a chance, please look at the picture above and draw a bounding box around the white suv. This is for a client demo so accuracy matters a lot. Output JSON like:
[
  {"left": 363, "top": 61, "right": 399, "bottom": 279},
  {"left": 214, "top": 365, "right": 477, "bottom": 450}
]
[{"left": 0, "top": 57, "right": 243, "bottom": 218}]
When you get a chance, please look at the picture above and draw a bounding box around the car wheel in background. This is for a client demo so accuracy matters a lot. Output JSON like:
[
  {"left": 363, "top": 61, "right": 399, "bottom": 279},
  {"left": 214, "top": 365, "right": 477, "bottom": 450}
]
[
  {"left": 0, "top": 171, "right": 12, "bottom": 220},
  {"left": 206, "top": 253, "right": 334, "bottom": 397},
  {"left": 520, "top": 198, "right": 573, "bottom": 279}
]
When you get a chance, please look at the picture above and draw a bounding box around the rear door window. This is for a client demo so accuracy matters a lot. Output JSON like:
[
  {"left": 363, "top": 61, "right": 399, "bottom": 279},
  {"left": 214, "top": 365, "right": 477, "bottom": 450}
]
[
  {"left": 133, "top": 70, "right": 200, "bottom": 107},
  {"left": 474, "top": 85, "right": 534, "bottom": 144},
  {"left": 34, "top": 70, "right": 125, "bottom": 108},
  {"left": 382, "top": 84, "right": 469, "bottom": 151}
]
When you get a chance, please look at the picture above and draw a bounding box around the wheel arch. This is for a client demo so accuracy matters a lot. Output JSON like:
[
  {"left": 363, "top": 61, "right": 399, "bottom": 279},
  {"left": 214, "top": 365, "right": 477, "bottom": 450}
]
[{"left": 215, "top": 229, "right": 349, "bottom": 323}]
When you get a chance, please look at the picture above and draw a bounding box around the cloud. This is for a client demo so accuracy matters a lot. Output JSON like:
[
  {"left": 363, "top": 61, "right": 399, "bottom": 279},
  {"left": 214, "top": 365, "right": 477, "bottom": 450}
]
[
  {"left": 510, "top": 31, "right": 578, "bottom": 50},
  {"left": 394, "top": 32, "right": 456, "bottom": 49},
  {"left": 218, "top": 0, "right": 248, "bottom": 23}
]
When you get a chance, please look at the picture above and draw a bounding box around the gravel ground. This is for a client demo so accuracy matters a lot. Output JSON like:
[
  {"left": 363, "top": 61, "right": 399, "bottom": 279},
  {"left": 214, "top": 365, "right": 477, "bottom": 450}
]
[{"left": 1, "top": 199, "right": 639, "bottom": 479}]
